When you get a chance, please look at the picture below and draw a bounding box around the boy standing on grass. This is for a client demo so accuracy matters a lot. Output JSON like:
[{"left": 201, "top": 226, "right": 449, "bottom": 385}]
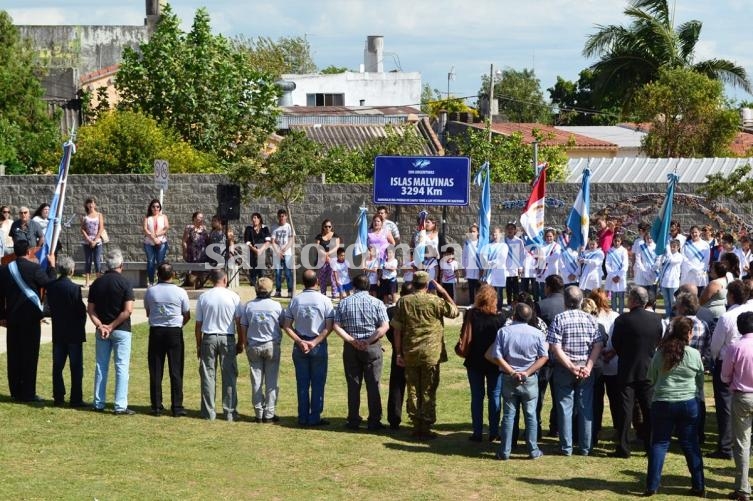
[{"left": 331, "top": 247, "right": 352, "bottom": 300}]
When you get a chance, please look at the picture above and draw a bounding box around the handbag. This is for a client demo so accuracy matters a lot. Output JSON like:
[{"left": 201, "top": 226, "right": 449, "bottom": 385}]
[
  {"left": 454, "top": 308, "right": 473, "bottom": 358},
  {"left": 100, "top": 229, "right": 110, "bottom": 244}
]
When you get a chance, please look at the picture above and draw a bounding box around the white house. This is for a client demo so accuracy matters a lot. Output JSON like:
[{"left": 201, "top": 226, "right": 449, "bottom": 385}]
[{"left": 280, "top": 36, "right": 421, "bottom": 108}]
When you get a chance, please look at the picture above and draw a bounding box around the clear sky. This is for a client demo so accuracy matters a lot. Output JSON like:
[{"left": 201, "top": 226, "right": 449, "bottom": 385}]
[{"left": 6, "top": 0, "right": 753, "bottom": 107}]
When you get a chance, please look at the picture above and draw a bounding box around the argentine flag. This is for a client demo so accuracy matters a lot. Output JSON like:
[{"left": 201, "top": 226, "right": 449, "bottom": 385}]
[
  {"left": 651, "top": 172, "right": 679, "bottom": 256},
  {"left": 354, "top": 206, "right": 369, "bottom": 255},
  {"left": 566, "top": 167, "right": 590, "bottom": 251},
  {"left": 474, "top": 161, "right": 491, "bottom": 248},
  {"left": 37, "top": 137, "right": 75, "bottom": 268}
]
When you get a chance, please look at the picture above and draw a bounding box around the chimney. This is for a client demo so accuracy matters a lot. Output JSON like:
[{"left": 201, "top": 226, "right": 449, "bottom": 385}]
[
  {"left": 364, "top": 36, "right": 384, "bottom": 73},
  {"left": 276, "top": 80, "right": 296, "bottom": 107},
  {"left": 145, "top": 0, "right": 161, "bottom": 32},
  {"left": 742, "top": 107, "right": 753, "bottom": 127}
]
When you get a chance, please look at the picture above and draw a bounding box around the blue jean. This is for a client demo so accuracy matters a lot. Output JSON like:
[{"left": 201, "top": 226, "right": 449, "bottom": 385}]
[
  {"left": 500, "top": 374, "right": 540, "bottom": 458},
  {"left": 292, "top": 340, "right": 328, "bottom": 425},
  {"left": 662, "top": 287, "right": 676, "bottom": 319},
  {"left": 144, "top": 242, "right": 169, "bottom": 285},
  {"left": 466, "top": 367, "right": 502, "bottom": 438},
  {"left": 552, "top": 364, "right": 594, "bottom": 455},
  {"left": 82, "top": 242, "right": 103, "bottom": 274},
  {"left": 52, "top": 341, "right": 84, "bottom": 404},
  {"left": 93, "top": 329, "right": 132, "bottom": 411},
  {"left": 274, "top": 254, "right": 294, "bottom": 293},
  {"left": 646, "top": 398, "right": 704, "bottom": 492}
]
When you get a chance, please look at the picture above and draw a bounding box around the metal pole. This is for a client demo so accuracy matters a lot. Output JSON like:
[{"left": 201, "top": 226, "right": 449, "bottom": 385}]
[
  {"left": 533, "top": 141, "right": 539, "bottom": 176},
  {"left": 488, "top": 64, "right": 494, "bottom": 142}
]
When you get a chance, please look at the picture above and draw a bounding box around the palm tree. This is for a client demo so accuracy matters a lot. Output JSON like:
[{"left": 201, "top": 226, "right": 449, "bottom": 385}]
[{"left": 583, "top": 0, "right": 751, "bottom": 111}]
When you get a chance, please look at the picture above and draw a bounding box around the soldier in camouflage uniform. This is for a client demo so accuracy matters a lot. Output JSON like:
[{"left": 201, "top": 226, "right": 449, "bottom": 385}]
[{"left": 391, "top": 271, "right": 459, "bottom": 439}]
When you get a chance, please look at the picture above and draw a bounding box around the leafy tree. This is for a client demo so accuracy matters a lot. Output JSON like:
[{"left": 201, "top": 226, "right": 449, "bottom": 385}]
[
  {"left": 547, "top": 69, "right": 622, "bottom": 125},
  {"left": 231, "top": 130, "right": 326, "bottom": 295},
  {"left": 478, "top": 68, "right": 551, "bottom": 123},
  {"left": 116, "top": 5, "right": 280, "bottom": 164},
  {"left": 0, "top": 11, "right": 60, "bottom": 173},
  {"left": 699, "top": 163, "right": 753, "bottom": 203},
  {"left": 634, "top": 67, "right": 739, "bottom": 157},
  {"left": 583, "top": 0, "right": 751, "bottom": 112},
  {"left": 447, "top": 124, "right": 568, "bottom": 182},
  {"left": 420, "top": 86, "right": 476, "bottom": 119},
  {"left": 73, "top": 110, "right": 218, "bottom": 174},
  {"left": 234, "top": 35, "right": 317, "bottom": 76},
  {"left": 320, "top": 65, "right": 349, "bottom": 74}
]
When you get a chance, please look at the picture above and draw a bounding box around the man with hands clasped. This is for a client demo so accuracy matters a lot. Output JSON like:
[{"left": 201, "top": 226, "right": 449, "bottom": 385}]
[{"left": 546, "top": 286, "right": 606, "bottom": 456}]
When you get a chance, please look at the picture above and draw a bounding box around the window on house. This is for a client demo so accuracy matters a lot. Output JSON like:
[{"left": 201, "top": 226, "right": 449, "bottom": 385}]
[{"left": 306, "top": 93, "right": 345, "bottom": 106}]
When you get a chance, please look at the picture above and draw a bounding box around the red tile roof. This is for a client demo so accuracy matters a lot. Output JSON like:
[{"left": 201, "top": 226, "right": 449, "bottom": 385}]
[
  {"left": 730, "top": 130, "right": 753, "bottom": 156},
  {"left": 464, "top": 122, "right": 618, "bottom": 150},
  {"left": 79, "top": 64, "right": 120, "bottom": 85}
]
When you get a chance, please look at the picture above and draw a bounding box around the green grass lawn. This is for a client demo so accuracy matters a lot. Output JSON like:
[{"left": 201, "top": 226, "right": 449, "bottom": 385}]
[{"left": 0, "top": 322, "right": 736, "bottom": 500}]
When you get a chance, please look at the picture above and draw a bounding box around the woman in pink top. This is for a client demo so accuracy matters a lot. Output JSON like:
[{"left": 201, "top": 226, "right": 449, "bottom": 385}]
[
  {"left": 143, "top": 198, "right": 170, "bottom": 286},
  {"left": 367, "top": 214, "right": 394, "bottom": 261}
]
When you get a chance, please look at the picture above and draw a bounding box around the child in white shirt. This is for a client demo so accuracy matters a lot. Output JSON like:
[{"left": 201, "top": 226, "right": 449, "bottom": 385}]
[
  {"left": 658, "top": 239, "right": 684, "bottom": 319},
  {"left": 605, "top": 235, "right": 629, "bottom": 313},
  {"left": 364, "top": 245, "right": 381, "bottom": 297},
  {"left": 579, "top": 239, "right": 604, "bottom": 294},
  {"left": 439, "top": 247, "right": 459, "bottom": 300},
  {"left": 380, "top": 247, "right": 398, "bottom": 301},
  {"left": 331, "top": 247, "right": 352, "bottom": 299}
]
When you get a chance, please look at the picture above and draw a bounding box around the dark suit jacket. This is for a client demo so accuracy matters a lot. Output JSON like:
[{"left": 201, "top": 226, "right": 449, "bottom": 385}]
[
  {"left": 535, "top": 292, "right": 565, "bottom": 326},
  {"left": 0, "top": 257, "right": 56, "bottom": 325},
  {"left": 612, "top": 307, "right": 663, "bottom": 383},
  {"left": 46, "top": 276, "right": 87, "bottom": 344}
]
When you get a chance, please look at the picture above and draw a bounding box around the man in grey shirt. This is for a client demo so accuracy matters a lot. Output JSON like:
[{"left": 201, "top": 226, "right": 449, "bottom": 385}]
[
  {"left": 283, "top": 269, "right": 334, "bottom": 426},
  {"left": 487, "top": 303, "right": 549, "bottom": 460},
  {"left": 144, "top": 262, "right": 190, "bottom": 417},
  {"left": 194, "top": 269, "right": 241, "bottom": 421},
  {"left": 238, "top": 277, "right": 283, "bottom": 423}
]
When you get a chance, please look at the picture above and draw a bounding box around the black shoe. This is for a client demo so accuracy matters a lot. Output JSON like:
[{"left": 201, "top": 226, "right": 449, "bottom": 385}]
[
  {"left": 688, "top": 488, "right": 705, "bottom": 498},
  {"left": 254, "top": 417, "right": 262, "bottom": 423},
  {"left": 69, "top": 401, "right": 88, "bottom": 408},
  {"left": 172, "top": 409, "right": 187, "bottom": 417},
  {"left": 388, "top": 422, "right": 400, "bottom": 431},
  {"left": 727, "top": 491, "right": 750, "bottom": 501},
  {"left": 151, "top": 408, "right": 163, "bottom": 416},
  {"left": 344, "top": 422, "right": 360, "bottom": 430},
  {"left": 608, "top": 450, "right": 631, "bottom": 459},
  {"left": 367, "top": 422, "right": 386, "bottom": 431},
  {"left": 642, "top": 490, "right": 657, "bottom": 497},
  {"left": 310, "top": 419, "right": 330, "bottom": 426},
  {"left": 706, "top": 450, "right": 733, "bottom": 460},
  {"left": 262, "top": 415, "right": 280, "bottom": 423},
  {"left": 53, "top": 400, "right": 65, "bottom": 407},
  {"left": 468, "top": 434, "right": 483, "bottom": 442},
  {"left": 114, "top": 408, "right": 136, "bottom": 416}
]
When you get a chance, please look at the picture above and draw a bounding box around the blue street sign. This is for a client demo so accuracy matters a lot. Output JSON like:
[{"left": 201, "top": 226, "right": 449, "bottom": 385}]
[{"left": 373, "top": 156, "right": 470, "bottom": 206}]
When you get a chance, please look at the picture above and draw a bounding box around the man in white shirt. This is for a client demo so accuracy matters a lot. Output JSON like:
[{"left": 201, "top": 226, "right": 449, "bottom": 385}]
[
  {"left": 505, "top": 223, "right": 525, "bottom": 304},
  {"left": 271, "top": 209, "right": 294, "bottom": 297},
  {"left": 194, "top": 269, "right": 242, "bottom": 421},
  {"left": 377, "top": 206, "right": 400, "bottom": 244}
]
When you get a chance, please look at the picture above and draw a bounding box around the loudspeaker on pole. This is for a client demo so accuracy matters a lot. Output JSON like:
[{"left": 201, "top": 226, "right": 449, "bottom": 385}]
[{"left": 217, "top": 184, "right": 241, "bottom": 221}]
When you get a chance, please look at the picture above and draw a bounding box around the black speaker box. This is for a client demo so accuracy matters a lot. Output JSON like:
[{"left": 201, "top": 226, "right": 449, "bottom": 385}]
[{"left": 217, "top": 184, "right": 241, "bottom": 221}]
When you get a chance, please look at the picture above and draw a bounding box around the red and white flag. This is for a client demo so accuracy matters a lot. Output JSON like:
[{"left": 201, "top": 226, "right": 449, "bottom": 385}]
[{"left": 519, "top": 164, "right": 547, "bottom": 243}]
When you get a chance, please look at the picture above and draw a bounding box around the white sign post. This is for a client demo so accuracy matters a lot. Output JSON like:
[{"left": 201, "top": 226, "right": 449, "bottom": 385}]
[{"left": 154, "top": 159, "right": 169, "bottom": 205}]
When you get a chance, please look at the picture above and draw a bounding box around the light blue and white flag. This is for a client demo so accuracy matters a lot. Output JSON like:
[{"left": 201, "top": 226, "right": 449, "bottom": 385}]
[
  {"left": 474, "top": 161, "right": 491, "bottom": 248},
  {"left": 354, "top": 206, "right": 369, "bottom": 256},
  {"left": 37, "top": 135, "right": 75, "bottom": 268},
  {"left": 650, "top": 172, "right": 679, "bottom": 257},
  {"left": 566, "top": 167, "right": 590, "bottom": 251}
]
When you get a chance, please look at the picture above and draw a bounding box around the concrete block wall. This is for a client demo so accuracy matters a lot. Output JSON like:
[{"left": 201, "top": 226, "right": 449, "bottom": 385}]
[{"left": 0, "top": 174, "right": 748, "bottom": 264}]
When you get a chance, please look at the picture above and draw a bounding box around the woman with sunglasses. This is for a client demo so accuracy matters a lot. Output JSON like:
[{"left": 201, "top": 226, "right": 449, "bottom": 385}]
[
  {"left": 314, "top": 219, "right": 340, "bottom": 298},
  {"left": 143, "top": 199, "right": 170, "bottom": 287}
]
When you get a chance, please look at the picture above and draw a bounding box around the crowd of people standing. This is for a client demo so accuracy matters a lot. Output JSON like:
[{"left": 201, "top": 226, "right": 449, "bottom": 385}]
[{"left": 5, "top": 196, "right": 753, "bottom": 498}]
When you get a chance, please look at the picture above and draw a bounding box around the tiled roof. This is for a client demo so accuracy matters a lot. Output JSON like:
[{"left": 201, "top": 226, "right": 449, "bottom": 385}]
[
  {"left": 730, "top": 129, "right": 753, "bottom": 156},
  {"left": 462, "top": 122, "right": 618, "bottom": 150},
  {"left": 292, "top": 117, "right": 443, "bottom": 156},
  {"left": 567, "top": 156, "right": 753, "bottom": 183},
  {"left": 79, "top": 64, "right": 119, "bottom": 85}
]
